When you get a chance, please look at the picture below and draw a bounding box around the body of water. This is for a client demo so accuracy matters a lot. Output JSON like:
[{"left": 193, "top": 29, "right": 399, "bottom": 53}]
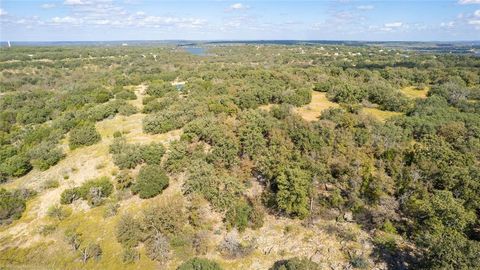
[{"left": 184, "top": 47, "right": 206, "bottom": 56}]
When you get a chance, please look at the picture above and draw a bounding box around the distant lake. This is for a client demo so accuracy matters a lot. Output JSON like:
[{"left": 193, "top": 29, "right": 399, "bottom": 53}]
[{"left": 184, "top": 47, "right": 206, "bottom": 56}]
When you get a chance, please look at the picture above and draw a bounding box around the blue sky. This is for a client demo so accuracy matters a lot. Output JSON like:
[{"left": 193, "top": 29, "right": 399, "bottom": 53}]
[{"left": 0, "top": 0, "right": 479, "bottom": 41}]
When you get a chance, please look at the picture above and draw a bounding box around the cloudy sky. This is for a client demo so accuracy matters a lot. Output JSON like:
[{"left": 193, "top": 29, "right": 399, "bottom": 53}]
[{"left": 0, "top": 0, "right": 479, "bottom": 41}]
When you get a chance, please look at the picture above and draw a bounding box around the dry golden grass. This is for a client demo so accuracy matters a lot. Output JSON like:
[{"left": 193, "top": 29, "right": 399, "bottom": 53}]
[
  {"left": 294, "top": 92, "right": 339, "bottom": 121},
  {"left": 361, "top": 107, "right": 402, "bottom": 122},
  {"left": 401, "top": 86, "right": 429, "bottom": 99}
]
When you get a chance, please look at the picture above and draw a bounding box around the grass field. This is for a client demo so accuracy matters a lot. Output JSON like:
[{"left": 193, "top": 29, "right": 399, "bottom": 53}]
[
  {"left": 401, "top": 86, "right": 429, "bottom": 99},
  {"left": 295, "top": 92, "right": 340, "bottom": 121}
]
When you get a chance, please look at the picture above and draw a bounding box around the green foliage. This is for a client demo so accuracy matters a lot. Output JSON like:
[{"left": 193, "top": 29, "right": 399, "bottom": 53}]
[
  {"left": 140, "top": 143, "right": 166, "bottom": 164},
  {"left": 142, "top": 197, "right": 185, "bottom": 237},
  {"left": 270, "top": 257, "right": 321, "bottom": 270},
  {"left": 116, "top": 214, "right": 143, "bottom": 248},
  {"left": 28, "top": 141, "right": 65, "bottom": 170},
  {"left": 122, "top": 248, "right": 140, "bottom": 264},
  {"left": 184, "top": 160, "right": 243, "bottom": 211},
  {"left": 275, "top": 166, "right": 311, "bottom": 218},
  {"left": 132, "top": 165, "right": 169, "bottom": 199},
  {"left": 60, "top": 177, "right": 113, "bottom": 206},
  {"left": 177, "top": 257, "right": 224, "bottom": 270},
  {"left": 47, "top": 204, "right": 71, "bottom": 220},
  {"left": 109, "top": 137, "right": 166, "bottom": 169},
  {"left": 115, "top": 170, "right": 134, "bottom": 190},
  {"left": 0, "top": 154, "right": 32, "bottom": 177},
  {"left": 0, "top": 188, "right": 27, "bottom": 224},
  {"left": 68, "top": 122, "right": 101, "bottom": 149},
  {"left": 116, "top": 90, "right": 137, "bottom": 100},
  {"left": 147, "top": 81, "right": 176, "bottom": 97}
]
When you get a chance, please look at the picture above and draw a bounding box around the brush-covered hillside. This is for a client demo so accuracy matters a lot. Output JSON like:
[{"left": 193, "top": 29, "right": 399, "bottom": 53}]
[{"left": 1, "top": 44, "right": 479, "bottom": 270}]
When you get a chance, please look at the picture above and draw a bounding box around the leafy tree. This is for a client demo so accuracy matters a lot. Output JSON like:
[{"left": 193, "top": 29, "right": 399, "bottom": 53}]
[
  {"left": 68, "top": 122, "right": 101, "bottom": 149},
  {"left": 116, "top": 214, "right": 142, "bottom": 248},
  {"left": 177, "top": 258, "right": 224, "bottom": 270},
  {"left": 270, "top": 257, "right": 321, "bottom": 270},
  {"left": 0, "top": 188, "right": 26, "bottom": 224},
  {"left": 275, "top": 166, "right": 311, "bottom": 218},
  {"left": 132, "top": 165, "right": 169, "bottom": 199},
  {"left": 0, "top": 154, "right": 32, "bottom": 177}
]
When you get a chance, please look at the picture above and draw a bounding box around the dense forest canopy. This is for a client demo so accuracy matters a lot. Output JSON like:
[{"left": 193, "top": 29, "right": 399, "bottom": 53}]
[{"left": 0, "top": 43, "right": 479, "bottom": 269}]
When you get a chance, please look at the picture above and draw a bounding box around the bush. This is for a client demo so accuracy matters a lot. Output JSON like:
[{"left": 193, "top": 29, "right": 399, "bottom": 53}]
[
  {"left": 69, "top": 122, "right": 101, "bottom": 150},
  {"left": 60, "top": 188, "right": 81, "bottom": 204},
  {"left": 0, "top": 188, "right": 26, "bottom": 224},
  {"left": 225, "top": 201, "right": 251, "bottom": 232},
  {"left": 142, "top": 196, "right": 185, "bottom": 236},
  {"left": 116, "top": 214, "right": 142, "bottom": 248},
  {"left": 60, "top": 177, "right": 113, "bottom": 206},
  {"left": 47, "top": 204, "right": 71, "bottom": 220},
  {"left": 0, "top": 154, "right": 32, "bottom": 177},
  {"left": 118, "top": 103, "right": 138, "bottom": 116},
  {"left": 177, "top": 257, "right": 224, "bottom": 270},
  {"left": 28, "top": 142, "right": 65, "bottom": 171},
  {"left": 116, "top": 90, "right": 137, "bottom": 100},
  {"left": 147, "top": 81, "right": 175, "bottom": 97},
  {"left": 270, "top": 257, "right": 321, "bottom": 270},
  {"left": 115, "top": 170, "right": 134, "bottom": 190},
  {"left": 42, "top": 179, "right": 60, "bottom": 189},
  {"left": 133, "top": 165, "right": 169, "bottom": 199},
  {"left": 145, "top": 232, "right": 170, "bottom": 262},
  {"left": 122, "top": 248, "right": 140, "bottom": 264},
  {"left": 80, "top": 243, "right": 102, "bottom": 263},
  {"left": 140, "top": 143, "right": 165, "bottom": 164}
]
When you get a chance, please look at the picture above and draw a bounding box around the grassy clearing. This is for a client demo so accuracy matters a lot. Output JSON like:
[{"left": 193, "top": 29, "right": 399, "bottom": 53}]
[
  {"left": 401, "top": 86, "right": 429, "bottom": 99},
  {"left": 361, "top": 107, "right": 403, "bottom": 122},
  {"left": 294, "top": 92, "right": 340, "bottom": 121}
]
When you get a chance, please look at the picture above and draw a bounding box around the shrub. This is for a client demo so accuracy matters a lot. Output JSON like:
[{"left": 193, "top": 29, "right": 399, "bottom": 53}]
[
  {"left": 0, "top": 188, "right": 26, "bottom": 224},
  {"left": 61, "top": 177, "right": 113, "bottom": 206},
  {"left": 142, "top": 197, "right": 185, "bottom": 236},
  {"left": 60, "top": 188, "right": 81, "bottom": 204},
  {"left": 80, "top": 243, "right": 102, "bottom": 263},
  {"left": 115, "top": 170, "right": 134, "bottom": 190},
  {"left": 47, "top": 204, "right": 71, "bottom": 220},
  {"left": 225, "top": 201, "right": 251, "bottom": 232},
  {"left": 140, "top": 143, "right": 166, "bottom": 164},
  {"left": 116, "top": 214, "right": 143, "bottom": 248},
  {"left": 133, "top": 165, "right": 169, "bottom": 199},
  {"left": 145, "top": 232, "right": 170, "bottom": 262},
  {"left": 218, "top": 232, "right": 255, "bottom": 259},
  {"left": 28, "top": 142, "right": 65, "bottom": 171},
  {"left": 270, "top": 257, "right": 321, "bottom": 270},
  {"left": 147, "top": 81, "right": 175, "bottom": 97},
  {"left": 42, "top": 179, "right": 59, "bottom": 189},
  {"left": 116, "top": 90, "right": 137, "bottom": 100},
  {"left": 68, "top": 122, "right": 101, "bottom": 150},
  {"left": 65, "top": 229, "right": 82, "bottom": 251},
  {"left": 177, "top": 257, "right": 224, "bottom": 270},
  {"left": 0, "top": 154, "right": 32, "bottom": 177},
  {"left": 118, "top": 103, "right": 138, "bottom": 116},
  {"left": 122, "top": 248, "right": 140, "bottom": 264},
  {"left": 103, "top": 202, "right": 120, "bottom": 218}
]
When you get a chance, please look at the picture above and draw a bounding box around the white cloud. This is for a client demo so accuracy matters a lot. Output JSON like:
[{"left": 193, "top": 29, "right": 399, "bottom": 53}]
[
  {"left": 226, "top": 3, "right": 249, "bottom": 12},
  {"left": 384, "top": 22, "right": 403, "bottom": 27},
  {"left": 50, "top": 16, "right": 84, "bottom": 25},
  {"left": 357, "top": 5, "right": 374, "bottom": 10},
  {"left": 440, "top": 21, "right": 455, "bottom": 28},
  {"left": 64, "top": 0, "right": 89, "bottom": 5},
  {"left": 468, "top": 19, "right": 480, "bottom": 25},
  {"left": 231, "top": 3, "right": 245, "bottom": 10},
  {"left": 458, "top": 0, "right": 480, "bottom": 4},
  {"left": 0, "top": 8, "right": 7, "bottom": 16},
  {"left": 475, "top": 9, "right": 480, "bottom": 16},
  {"left": 41, "top": 3, "right": 56, "bottom": 9}
]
